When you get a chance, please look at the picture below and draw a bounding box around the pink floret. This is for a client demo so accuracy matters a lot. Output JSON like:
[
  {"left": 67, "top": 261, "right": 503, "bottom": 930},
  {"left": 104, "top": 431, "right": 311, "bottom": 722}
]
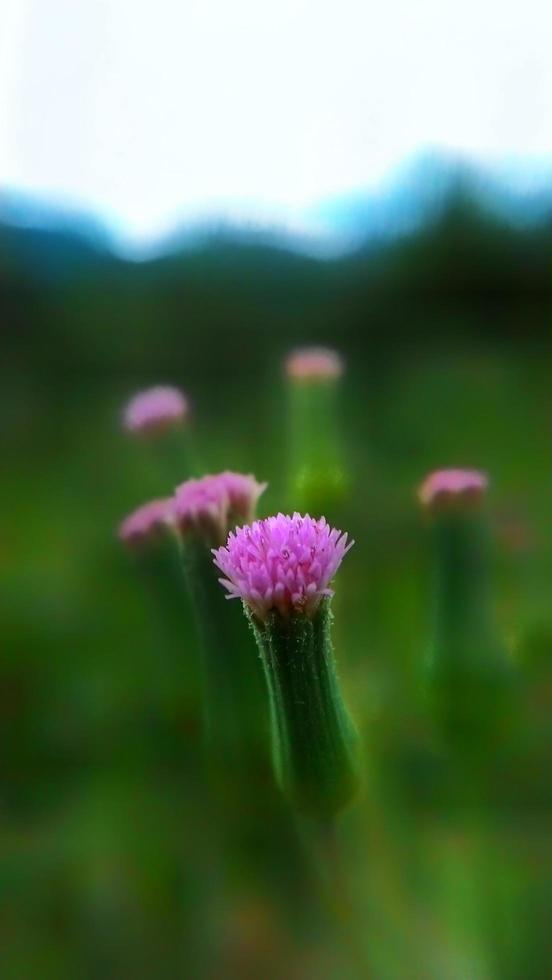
[
  {"left": 174, "top": 472, "right": 267, "bottom": 542},
  {"left": 118, "top": 498, "right": 175, "bottom": 548},
  {"left": 213, "top": 512, "right": 354, "bottom": 622},
  {"left": 285, "top": 347, "right": 344, "bottom": 381},
  {"left": 419, "top": 468, "right": 489, "bottom": 511},
  {"left": 123, "top": 385, "right": 188, "bottom": 435}
]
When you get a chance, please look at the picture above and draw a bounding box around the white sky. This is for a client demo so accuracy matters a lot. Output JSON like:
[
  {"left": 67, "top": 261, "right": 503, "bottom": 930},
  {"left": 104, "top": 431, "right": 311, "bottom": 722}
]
[{"left": 1, "top": 0, "right": 551, "bottom": 244}]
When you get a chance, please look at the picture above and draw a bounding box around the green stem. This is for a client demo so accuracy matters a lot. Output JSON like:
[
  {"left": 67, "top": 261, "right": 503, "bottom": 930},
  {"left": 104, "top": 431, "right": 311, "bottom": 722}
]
[
  {"left": 152, "top": 427, "right": 199, "bottom": 485},
  {"left": 249, "top": 599, "right": 360, "bottom": 817},
  {"left": 288, "top": 380, "right": 348, "bottom": 516},
  {"left": 308, "top": 818, "right": 375, "bottom": 979},
  {"left": 180, "top": 533, "right": 266, "bottom": 780},
  {"left": 426, "top": 513, "right": 514, "bottom": 752}
]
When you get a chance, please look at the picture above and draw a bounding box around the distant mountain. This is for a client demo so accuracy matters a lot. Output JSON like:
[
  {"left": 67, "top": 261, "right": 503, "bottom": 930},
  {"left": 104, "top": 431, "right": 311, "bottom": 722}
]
[
  {"left": 0, "top": 190, "right": 114, "bottom": 282},
  {"left": 307, "top": 151, "right": 552, "bottom": 250},
  {"left": 2, "top": 151, "right": 552, "bottom": 279}
]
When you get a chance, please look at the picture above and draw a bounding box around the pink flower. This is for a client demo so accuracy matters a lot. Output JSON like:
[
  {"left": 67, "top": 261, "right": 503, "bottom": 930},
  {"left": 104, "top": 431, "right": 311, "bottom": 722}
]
[
  {"left": 122, "top": 385, "right": 188, "bottom": 435},
  {"left": 174, "top": 471, "right": 267, "bottom": 543},
  {"left": 285, "top": 347, "right": 344, "bottom": 381},
  {"left": 217, "top": 471, "right": 267, "bottom": 522},
  {"left": 118, "top": 498, "right": 175, "bottom": 548},
  {"left": 418, "top": 468, "right": 489, "bottom": 512},
  {"left": 213, "top": 512, "right": 354, "bottom": 622}
]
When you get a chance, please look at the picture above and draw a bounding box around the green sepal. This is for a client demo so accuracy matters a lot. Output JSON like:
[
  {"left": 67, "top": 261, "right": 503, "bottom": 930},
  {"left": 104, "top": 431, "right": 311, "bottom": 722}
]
[{"left": 248, "top": 598, "right": 360, "bottom": 817}]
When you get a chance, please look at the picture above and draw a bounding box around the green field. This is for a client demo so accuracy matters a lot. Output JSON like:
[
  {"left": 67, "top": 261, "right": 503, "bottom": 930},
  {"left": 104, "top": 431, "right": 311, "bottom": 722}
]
[{"left": 2, "top": 204, "right": 552, "bottom": 978}]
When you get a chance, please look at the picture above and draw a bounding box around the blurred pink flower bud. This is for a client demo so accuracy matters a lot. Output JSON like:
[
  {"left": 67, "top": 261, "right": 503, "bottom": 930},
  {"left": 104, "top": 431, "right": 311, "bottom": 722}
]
[
  {"left": 418, "top": 468, "right": 489, "bottom": 514},
  {"left": 118, "top": 498, "right": 175, "bottom": 548},
  {"left": 174, "top": 472, "right": 267, "bottom": 544},
  {"left": 123, "top": 385, "right": 188, "bottom": 436},
  {"left": 285, "top": 347, "right": 344, "bottom": 382}
]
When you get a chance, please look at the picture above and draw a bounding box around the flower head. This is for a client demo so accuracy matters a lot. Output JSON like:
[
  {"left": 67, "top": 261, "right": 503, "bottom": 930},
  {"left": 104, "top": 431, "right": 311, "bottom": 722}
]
[
  {"left": 174, "top": 471, "right": 267, "bottom": 544},
  {"left": 123, "top": 385, "right": 188, "bottom": 435},
  {"left": 217, "top": 471, "right": 268, "bottom": 523},
  {"left": 285, "top": 347, "right": 344, "bottom": 382},
  {"left": 213, "top": 512, "right": 353, "bottom": 622},
  {"left": 118, "top": 497, "right": 175, "bottom": 548},
  {"left": 419, "top": 468, "right": 488, "bottom": 513}
]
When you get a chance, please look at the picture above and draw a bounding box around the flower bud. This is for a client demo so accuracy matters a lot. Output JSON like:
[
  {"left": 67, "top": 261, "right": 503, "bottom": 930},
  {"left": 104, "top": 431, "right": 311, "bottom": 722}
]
[
  {"left": 174, "top": 472, "right": 267, "bottom": 547},
  {"left": 174, "top": 472, "right": 268, "bottom": 785},
  {"left": 118, "top": 497, "right": 175, "bottom": 550},
  {"left": 419, "top": 468, "right": 514, "bottom": 752},
  {"left": 284, "top": 347, "right": 348, "bottom": 518},
  {"left": 214, "top": 513, "right": 359, "bottom": 816},
  {"left": 122, "top": 385, "right": 189, "bottom": 437}
]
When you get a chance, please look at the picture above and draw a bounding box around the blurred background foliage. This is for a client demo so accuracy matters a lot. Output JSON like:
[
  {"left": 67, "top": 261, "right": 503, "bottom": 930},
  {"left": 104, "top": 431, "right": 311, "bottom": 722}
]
[{"left": 1, "top": 190, "right": 552, "bottom": 979}]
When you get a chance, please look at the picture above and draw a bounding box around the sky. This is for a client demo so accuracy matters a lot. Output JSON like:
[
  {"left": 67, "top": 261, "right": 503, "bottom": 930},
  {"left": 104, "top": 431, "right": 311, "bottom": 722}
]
[{"left": 1, "top": 0, "right": 551, "bottom": 247}]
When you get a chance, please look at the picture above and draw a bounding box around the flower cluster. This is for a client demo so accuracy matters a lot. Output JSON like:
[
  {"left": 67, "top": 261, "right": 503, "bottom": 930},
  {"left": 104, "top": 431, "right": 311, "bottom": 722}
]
[
  {"left": 285, "top": 347, "right": 344, "bottom": 382},
  {"left": 118, "top": 498, "right": 175, "bottom": 548},
  {"left": 418, "top": 468, "right": 488, "bottom": 513},
  {"left": 174, "top": 471, "right": 267, "bottom": 544},
  {"left": 213, "top": 512, "right": 353, "bottom": 622},
  {"left": 123, "top": 385, "right": 188, "bottom": 435}
]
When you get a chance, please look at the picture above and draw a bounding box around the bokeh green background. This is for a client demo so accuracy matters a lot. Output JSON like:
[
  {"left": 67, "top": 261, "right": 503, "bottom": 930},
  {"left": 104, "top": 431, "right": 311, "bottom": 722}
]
[{"left": 2, "top": 198, "right": 552, "bottom": 978}]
